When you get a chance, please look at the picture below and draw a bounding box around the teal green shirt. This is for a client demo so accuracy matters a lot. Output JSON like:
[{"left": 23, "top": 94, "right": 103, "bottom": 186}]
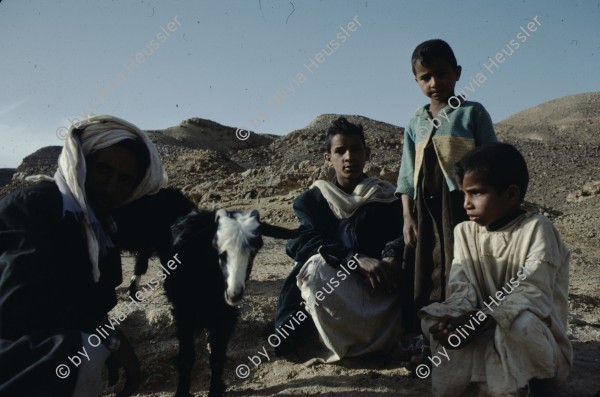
[{"left": 396, "top": 100, "right": 497, "bottom": 199}]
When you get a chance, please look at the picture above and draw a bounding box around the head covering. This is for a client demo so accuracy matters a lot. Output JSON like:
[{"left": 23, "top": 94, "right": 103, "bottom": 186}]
[{"left": 28, "top": 115, "right": 168, "bottom": 282}]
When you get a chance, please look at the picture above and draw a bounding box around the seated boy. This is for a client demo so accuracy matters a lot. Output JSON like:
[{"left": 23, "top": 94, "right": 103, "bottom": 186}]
[
  {"left": 274, "top": 116, "right": 408, "bottom": 361},
  {"left": 420, "top": 142, "right": 572, "bottom": 396}
]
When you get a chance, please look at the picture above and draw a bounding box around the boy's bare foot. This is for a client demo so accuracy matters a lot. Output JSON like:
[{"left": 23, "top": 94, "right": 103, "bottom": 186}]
[{"left": 394, "top": 335, "right": 431, "bottom": 377}]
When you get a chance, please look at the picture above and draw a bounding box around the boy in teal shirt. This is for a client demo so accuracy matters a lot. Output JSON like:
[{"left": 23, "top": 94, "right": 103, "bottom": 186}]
[{"left": 396, "top": 39, "right": 496, "bottom": 364}]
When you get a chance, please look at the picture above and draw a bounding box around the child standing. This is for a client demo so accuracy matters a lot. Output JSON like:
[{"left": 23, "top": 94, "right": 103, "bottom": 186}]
[
  {"left": 396, "top": 39, "right": 497, "bottom": 319},
  {"left": 420, "top": 143, "right": 572, "bottom": 396}
]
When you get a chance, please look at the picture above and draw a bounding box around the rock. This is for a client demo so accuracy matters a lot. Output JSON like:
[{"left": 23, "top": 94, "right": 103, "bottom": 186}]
[
  {"left": 364, "top": 164, "right": 381, "bottom": 178},
  {"left": 187, "top": 185, "right": 204, "bottom": 203},
  {"left": 567, "top": 180, "right": 600, "bottom": 203},
  {"left": 244, "top": 190, "right": 258, "bottom": 199},
  {"left": 379, "top": 167, "right": 399, "bottom": 183},
  {"left": 12, "top": 172, "right": 27, "bottom": 181}
]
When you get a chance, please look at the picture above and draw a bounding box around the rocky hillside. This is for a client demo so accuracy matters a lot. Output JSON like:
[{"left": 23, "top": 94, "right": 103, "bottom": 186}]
[
  {"left": 0, "top": 169, "right": 15, "bottom": 188},
  {"left": 0, "top": 114, "right": 404, "bottom": 224},
  {"left": 145, "top": 117, "right": 275, "bottom": 151},
  {"left": 496, "top": 91, "right": 600, "bottom": 142}
]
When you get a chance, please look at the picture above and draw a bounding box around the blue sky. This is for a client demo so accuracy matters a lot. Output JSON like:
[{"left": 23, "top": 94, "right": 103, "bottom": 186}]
[{"left": 1, "top": 0, "right": 599, "bottom": 167}]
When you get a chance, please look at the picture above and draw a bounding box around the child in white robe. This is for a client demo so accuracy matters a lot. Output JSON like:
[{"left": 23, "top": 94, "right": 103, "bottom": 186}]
[{"left": 419, "top": 142, "right": 572, "bottom": 397}]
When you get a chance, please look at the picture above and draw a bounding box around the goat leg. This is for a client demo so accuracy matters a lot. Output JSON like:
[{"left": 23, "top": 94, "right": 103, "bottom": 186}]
[
  {"left": 128, "top": 276, "right": 141, "bottom": 301},
  {"left": 173, "top": 307, "right": 196, "bottom": 397},
  {"left": 207, "top": 307, "right": 237, "bottom": 397},
  {"left": 129, "top": 248, "right": 153, "bottom": 300}
]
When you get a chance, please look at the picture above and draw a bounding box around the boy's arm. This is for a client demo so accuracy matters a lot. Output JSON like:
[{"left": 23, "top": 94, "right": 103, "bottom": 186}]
[
  {"left": 472, "top": 104, "right": 497, "bottom": 145},
  {"left": 285, "top": 190, "right": 349, "bottom": 267},
  {"left": 429, "top": 312, "right": 496, "bottom": 349},
  {"left": 401, "top": 194, "right": 417, "bottom": 247},
  {"left": 395, "top": 122, "right": 417, "bottom": 199},
  {"left": 420, "top": 256, "right": 483, "bottom": 348}
]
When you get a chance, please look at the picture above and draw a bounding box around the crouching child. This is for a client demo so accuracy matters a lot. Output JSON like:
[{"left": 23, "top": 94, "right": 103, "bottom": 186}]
[{"left": 419, "top": 142, "right": 572, "bottom": 397}]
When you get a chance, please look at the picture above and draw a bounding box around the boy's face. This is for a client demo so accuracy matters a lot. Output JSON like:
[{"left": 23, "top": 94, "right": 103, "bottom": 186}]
[
  {"left": 414, "top": 59, "right": 461, "bottom": 104},
  {"left": 325, "top": 133, "right": 370, "bottom": 190},
  {"left": 460, "top": 172, "right": 520, "bottom": 227},
  {"left": 85, "top": 145, "right": 141, "bottom": 218}
]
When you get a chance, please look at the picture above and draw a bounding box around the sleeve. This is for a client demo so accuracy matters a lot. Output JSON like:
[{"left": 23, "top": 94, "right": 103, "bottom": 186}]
[
  {"left": 0, "top": 188, "right": 69, "bottom": 339},
  {"left": 484, "top": 220, "right": 566, "bottom": 331},
  {"left": 0, "top": 187, "right": 113, "bottom": 339},
  {"left": 472, "top": 103, "right": 497, "bottom": 145},
  {"left": 395, "top": 120, "right": 417, "bottom": 198},
  {"left": 381, "top": 237, "right": 404, "bottom": 260},
  {"left": 285, "top": 190, "right": 349, "bottom": 267},
  {"left": 0, "top": 188, "right": 83, "bottom": 395}
]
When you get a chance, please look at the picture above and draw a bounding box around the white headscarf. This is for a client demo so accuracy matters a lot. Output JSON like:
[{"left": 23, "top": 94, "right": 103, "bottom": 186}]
[
  {"left": 311, "top": 178, "right": 397, "bottom": 220},
  {"left": 28, "top": 115, "right": 168, "bottom": 282}
]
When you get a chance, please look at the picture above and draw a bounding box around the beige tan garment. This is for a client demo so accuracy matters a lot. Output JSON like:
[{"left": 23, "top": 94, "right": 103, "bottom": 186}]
[
  {"left": 420, "top": 212, "right": 572, "bottom": 396},
  {"left": 297, "top": 254, "right": 404, "bottom": 362},
  {"left": 311, "top": 178, "right": 397, "bottom": 220}
]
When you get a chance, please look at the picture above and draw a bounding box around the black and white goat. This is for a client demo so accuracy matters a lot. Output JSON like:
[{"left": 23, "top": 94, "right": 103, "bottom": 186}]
[{"left": 113, "top": 188, "right": 297, "bottom": 397}]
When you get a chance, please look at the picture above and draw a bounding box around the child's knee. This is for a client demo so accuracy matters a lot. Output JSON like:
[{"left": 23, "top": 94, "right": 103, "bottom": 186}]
[
  {"left": 509, "top": 310, "right": 551, "bottom": 342},
  {"left": 508, "top": 310, "right": 558, "bottom": 365}
]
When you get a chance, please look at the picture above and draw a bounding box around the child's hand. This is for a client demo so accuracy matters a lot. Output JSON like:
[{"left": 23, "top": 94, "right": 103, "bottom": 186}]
[
  {"left": 429, "top": 316, "right": 454, "bottom": 346},
  {"left": 403, "top": 214, "right": 418, "bottom": 247},
  {"left": 429, "top": 314, "right": 493, "bottom": 350},
  {"left": 355, "top": 254, "right": 400, "bottom": 293}
]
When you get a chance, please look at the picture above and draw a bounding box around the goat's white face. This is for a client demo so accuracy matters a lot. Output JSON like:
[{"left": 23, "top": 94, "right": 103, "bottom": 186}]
[{"left": 213, "top": 209, "right": 263, "bottom": 306}]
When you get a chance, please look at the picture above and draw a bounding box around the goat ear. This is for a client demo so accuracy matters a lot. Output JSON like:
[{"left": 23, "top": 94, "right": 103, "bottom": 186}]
[
  {"left": 215, "top": 209, "right": 228, "bottom": 222},
  {"left": 251, "top": 209, "right": 260, "bottom": 221}
]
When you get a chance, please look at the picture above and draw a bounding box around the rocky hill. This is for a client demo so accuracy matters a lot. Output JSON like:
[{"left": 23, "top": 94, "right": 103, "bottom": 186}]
[
  {"left": 145, "top": 117, "right": 275, "bottom": 151},
  {"left": 0, "top": 114, "right": 404, "bottom": 222},
  {"left": 2, "top": 95, "right": 597, "bottom": 229},
  {"left": 496, "top": 91, "right": 600, "bottom": 142},
  {"left": 0, "top": 169, "right": 15, "bottom": 188}
]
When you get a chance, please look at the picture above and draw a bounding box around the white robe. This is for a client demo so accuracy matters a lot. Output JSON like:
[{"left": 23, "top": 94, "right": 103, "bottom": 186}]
[
  {"left": 420, "top": 212, "right": 572, "bottom": 396},
  {"left": 297, "top": 254, "right": 403, "bottom": 362}
]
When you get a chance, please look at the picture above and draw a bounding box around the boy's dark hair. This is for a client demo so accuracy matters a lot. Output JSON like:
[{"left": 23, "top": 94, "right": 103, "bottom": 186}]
[
  {"left": 411, "top": 39, "right": 458, "bottom": 75},
  {"left": 455, "top": 142, "right": 529, "bottom": 202},
  {"left": 326, "top": 117, "right": 366, "bottom": 152}
]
